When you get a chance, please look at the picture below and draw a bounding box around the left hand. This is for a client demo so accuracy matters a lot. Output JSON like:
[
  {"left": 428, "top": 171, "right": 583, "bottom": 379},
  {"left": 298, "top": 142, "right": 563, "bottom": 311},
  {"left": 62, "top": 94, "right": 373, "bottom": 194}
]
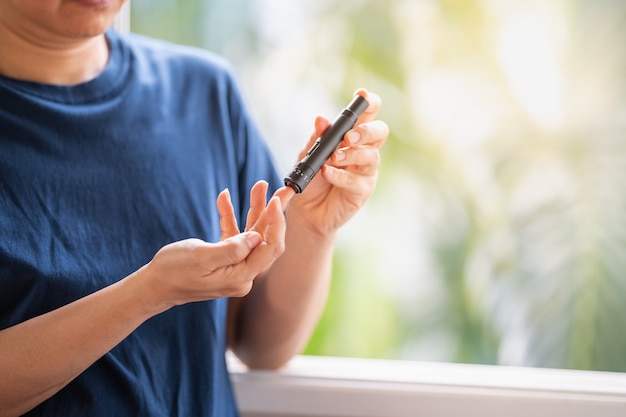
[{"left": 287, "top": 88, "right": 389, "bottom": 236}]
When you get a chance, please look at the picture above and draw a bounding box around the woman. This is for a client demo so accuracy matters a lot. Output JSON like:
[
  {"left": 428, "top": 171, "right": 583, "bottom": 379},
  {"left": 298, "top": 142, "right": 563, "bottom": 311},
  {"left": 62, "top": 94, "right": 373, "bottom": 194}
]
[{"left": 0, "top": 1, "right": 389, "bottom": 415}]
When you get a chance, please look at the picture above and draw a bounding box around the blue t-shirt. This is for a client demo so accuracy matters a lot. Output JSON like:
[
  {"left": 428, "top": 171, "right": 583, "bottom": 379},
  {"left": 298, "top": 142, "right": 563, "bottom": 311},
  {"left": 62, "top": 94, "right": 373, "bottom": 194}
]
[{"left": 0, "top": 30, "right": 282, "bottom": 416}]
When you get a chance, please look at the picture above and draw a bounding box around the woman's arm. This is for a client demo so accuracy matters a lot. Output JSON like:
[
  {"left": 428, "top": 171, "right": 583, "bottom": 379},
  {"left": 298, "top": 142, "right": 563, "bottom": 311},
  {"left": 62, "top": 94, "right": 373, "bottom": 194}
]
[
  {"left": 228, "top": 206, "right": 336, "bottom": 369},
  {"left": 0, "top": 269, "right": 154, "bottom": 417},
  {"left": 0, "top": 197, "right": 286, "bottom": 417},
  {"left": 228, "top": 90, "right": 389, "bottom": 369}
]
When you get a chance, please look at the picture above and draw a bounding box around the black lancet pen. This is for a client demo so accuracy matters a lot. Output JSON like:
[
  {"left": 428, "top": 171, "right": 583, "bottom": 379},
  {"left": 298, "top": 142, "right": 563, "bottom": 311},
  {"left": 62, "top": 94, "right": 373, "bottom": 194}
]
[{"left": 284, "top": 95, "right": 369, "bottom": 194}]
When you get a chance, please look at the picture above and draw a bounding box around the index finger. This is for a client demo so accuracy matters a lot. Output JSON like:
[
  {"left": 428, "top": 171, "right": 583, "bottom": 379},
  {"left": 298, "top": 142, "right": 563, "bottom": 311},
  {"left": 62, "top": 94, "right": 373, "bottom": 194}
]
[
  {"left": 354, "top": 88, "right": 382, "bottom": 125},
  {"left": 248, "top": 186, "right": 295, "bottom": 235},
  {"left": 246, "top": 196, "right": 287, "bottom": 271}
]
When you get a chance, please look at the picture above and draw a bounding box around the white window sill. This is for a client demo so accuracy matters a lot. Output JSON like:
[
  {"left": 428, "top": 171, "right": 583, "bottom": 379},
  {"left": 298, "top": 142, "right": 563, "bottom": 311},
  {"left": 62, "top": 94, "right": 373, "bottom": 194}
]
[{"left": 228, "top": 354, "right": 626, "bottom": 417}]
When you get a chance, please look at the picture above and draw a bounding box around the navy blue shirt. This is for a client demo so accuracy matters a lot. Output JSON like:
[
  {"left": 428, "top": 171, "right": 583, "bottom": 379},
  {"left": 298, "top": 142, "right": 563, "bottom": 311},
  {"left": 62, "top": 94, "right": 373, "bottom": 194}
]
[{"left": 0, "top": 30, "right": 281, "bottom": 416}]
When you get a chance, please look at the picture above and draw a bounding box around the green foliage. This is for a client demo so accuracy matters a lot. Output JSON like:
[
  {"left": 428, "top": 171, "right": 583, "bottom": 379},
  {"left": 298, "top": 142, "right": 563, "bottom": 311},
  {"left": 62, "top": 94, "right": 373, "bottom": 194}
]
[
  {"left": 132, "top": 0, "right": 626, "bottom": 372},
  {"left": 131, "top": 0, "right": 206, "bottom": 47},
  {"left": 303, "top": 246, "right": 402, "bottom": 358}
]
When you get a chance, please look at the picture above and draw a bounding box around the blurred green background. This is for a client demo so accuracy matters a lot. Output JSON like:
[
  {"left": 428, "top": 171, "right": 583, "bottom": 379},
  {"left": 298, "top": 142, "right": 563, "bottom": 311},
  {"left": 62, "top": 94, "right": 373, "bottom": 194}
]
[{"left": 131, "top": 0, "right": 626, "bottom": 372}]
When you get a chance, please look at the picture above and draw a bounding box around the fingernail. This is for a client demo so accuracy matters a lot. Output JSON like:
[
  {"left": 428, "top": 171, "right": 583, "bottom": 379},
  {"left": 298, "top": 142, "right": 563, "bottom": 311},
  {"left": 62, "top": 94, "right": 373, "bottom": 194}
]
[
  {"left": 221, "top": 188, "right": 231, "bottom": 201},
  {"left": 347, "top": 131, "right": 360, "bottom": 145},
  {"left": 335, "top": 150, "right": 346, "bottom": 161}
]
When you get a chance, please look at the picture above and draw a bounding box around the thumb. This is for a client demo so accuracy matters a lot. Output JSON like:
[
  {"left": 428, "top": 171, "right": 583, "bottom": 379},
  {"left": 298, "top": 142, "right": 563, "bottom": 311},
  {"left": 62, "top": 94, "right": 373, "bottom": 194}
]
[{"left": 210, "top": 231, "right": 263, "bottom": 268}]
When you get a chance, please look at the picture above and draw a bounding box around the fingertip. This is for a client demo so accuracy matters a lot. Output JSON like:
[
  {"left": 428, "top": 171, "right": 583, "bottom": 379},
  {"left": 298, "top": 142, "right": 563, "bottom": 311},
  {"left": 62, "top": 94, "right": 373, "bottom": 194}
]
[
  {"left": 321, "top": 165, "right": 352, "bottom": 190},
  {"left": 321, "top": 164, "right": 337, "bottom": 180},
  {"left": 314, "top": 115, "right": 331, "bottom": 130},
  {"left": 354, "top": 88, "right": 368, "bottom": 99},
  {"left": 346, "top": 130, "right": 361, "bottom": 146},
  {"left": 267, "top": 196, "right": 282, "bottom": 215},
  {"left": 265, "top": 197, "right": 287, "bottom": 254},
  {"left": 217, "top": 188, "right": 235, "bottom": 216},
  {"left": 252, "top": 180, "right": 269, "bottom": 193},
  {"left": 265, "top": 196, "right": 286, "bottom": 226},
  {"left": 325, "top": 163, "right": 337, "bottom": 172},
  {"left": 273, "top": 187, "right": 295, "bottom": 210},
  {"left": 354, "top": 89, "right": 381, "bottom": 112},
  {"left": 243, "top": 231, "right": 263, "bottom": 248},
  {"left": 217, "top": 188, "right": 230, "bottom": 202}
]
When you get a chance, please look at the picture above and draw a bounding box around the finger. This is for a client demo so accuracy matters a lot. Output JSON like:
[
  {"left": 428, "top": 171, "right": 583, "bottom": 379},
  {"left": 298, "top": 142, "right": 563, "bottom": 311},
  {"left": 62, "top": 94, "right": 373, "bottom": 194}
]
[
  {"left": 297, "top": 115, "right": 331, "bottom": 160},
  {"left": 272, "top": 186, "right": 296, "bottom": 211},
  {"left": 249, "top": 186, "right": 294, "bottom": 235},
  {"left": 331, "top": 146, "right": 381, "bottom": 176},
  {"left": 343, "top": 119, "right": 389, "bottom": 150},
  {"left": 322, "top": 165, "right": 377, "bottom": 198},
  {"left": 201, "top": 231, "right": 263, "bottom": 272},
  {"left": 216, "top": 188, "right": 240, "bottom": 240},
  {"left": 265, "top": 196, "right": 287, "bottom": 247},
  {"left": 314, "top": 114, "right": 332, "bottom": 138},
  {"left": 245, "top": 180, "right": 268, "bottom": 232},
  {"left": 246, "top": 196, "right": 286, "bottom": 271},
  {"left": 354, "top": 88, "right": 382, "bottom": 124}
]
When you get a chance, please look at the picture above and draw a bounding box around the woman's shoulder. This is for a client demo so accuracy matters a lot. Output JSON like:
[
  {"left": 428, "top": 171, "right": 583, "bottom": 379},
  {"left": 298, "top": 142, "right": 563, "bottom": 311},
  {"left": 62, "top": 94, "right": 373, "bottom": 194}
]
[{"left": 111, "top": 30, "right": 237, "bottom": 83}]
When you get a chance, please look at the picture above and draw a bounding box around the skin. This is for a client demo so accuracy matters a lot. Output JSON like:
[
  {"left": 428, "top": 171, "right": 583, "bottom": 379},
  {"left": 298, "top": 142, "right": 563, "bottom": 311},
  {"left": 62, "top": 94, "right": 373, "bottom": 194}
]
[{"left": 0, "top": 1, "right": 390, "bottom": 415}]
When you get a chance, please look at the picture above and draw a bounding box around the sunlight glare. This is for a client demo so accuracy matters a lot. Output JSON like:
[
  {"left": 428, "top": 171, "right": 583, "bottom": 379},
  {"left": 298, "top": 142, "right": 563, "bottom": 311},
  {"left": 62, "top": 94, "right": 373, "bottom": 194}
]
[{"left": 496, "top": 7, "right": 567, "bottom": 131}]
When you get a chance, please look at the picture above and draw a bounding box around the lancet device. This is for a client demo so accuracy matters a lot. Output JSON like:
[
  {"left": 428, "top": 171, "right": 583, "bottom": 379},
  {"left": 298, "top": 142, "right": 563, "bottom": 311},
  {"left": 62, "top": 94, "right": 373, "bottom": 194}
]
[{"left": 284, "top": 95, "right": 369, "bottom": 193}]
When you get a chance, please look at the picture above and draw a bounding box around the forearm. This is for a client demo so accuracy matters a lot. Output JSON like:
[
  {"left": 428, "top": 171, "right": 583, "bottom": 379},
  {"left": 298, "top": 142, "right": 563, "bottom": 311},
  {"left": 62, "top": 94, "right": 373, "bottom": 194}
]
[
  {"left": 231, "top": 210, "right": 336, "bottom": 369},
  {"left": 230, "top": 89, "right": 387, "bottom": 370},
  {"left": 0, "top": 267, "right": 160, "bottom": 417},
  {"left": 0, "top": 229, "right": 277, "bottom": 416}
]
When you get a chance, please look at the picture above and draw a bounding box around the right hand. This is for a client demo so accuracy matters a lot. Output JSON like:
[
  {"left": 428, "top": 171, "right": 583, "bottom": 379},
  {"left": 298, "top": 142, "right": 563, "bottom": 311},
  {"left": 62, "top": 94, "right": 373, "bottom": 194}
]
[{"left": 138, "top": 182, "right": 287, "bottom": 313}]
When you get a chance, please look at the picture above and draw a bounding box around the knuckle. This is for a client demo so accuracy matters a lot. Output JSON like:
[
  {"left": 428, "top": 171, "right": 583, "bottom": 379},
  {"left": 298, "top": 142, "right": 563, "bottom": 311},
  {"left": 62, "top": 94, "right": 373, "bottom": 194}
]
[
  {"left": 348, "top": 173, "right": 360, "bottom": 188},
  {"left": 358, "top": 147, "right": 379, "bottom": 165},
  {"left": 222, "top": 241, "right": 247, "bottom": 264},
  {"left": 339, "top": 170, "right": 357, "bottom": 188},
  {"left": 266, "top": 240, "right": 285, "bottom": 259},
  {"left": 371, "top": 148, "right": 381, "bottom": 166},
  {"left": 366, "top": 176, "right": 378, "bottom": 195},
  {"left": 188, "top": 242, "right": 210, "bottom": 262}
]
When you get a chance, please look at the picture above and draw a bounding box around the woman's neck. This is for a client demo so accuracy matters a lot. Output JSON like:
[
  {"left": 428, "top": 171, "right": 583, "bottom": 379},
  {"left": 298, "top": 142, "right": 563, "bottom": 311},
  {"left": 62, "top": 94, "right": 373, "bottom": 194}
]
[{"left": 0, "top": 23, "right": 109, "bottom": 86}]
